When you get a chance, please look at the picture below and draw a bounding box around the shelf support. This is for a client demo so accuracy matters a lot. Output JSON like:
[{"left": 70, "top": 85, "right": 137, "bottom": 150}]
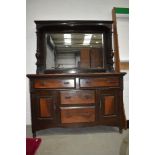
[{"left": 112, "top": 7, "right": 129, "bottom": 72}]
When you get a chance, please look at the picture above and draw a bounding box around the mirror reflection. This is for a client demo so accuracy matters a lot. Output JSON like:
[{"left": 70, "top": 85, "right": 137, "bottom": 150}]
[{"left": 45, "top": 33, "right": 104, "bottom": 70}]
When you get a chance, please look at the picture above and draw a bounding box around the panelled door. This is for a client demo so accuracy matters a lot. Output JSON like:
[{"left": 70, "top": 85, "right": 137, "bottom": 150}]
[
  {"left": 31, "top": 91, "right": 58, "bottom": 131},
  {"left": 98, "top": 89, "right": 119, "bottom": 125}
]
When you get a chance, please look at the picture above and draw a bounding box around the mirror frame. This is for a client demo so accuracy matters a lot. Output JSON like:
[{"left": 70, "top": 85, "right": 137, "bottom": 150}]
[{"left": 35, "top": 20, "right": 114, "bottom": 74}]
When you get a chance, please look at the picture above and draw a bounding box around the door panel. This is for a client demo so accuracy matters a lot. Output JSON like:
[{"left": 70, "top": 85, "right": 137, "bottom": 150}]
[
  {"left": 104, "top": 96, "right": 115, "bottom": 115},
  {"left": 39, "top": 97, "right": 54, "bottom": 118},
  {"left": 31, "top": 92, "right": 57, "bottom": 131},
  {"left": 99, "top": 89, "right": 118, "bottom": 119}
]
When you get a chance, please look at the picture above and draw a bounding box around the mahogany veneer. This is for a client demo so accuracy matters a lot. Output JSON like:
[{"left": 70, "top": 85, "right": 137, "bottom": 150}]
[
  {"left": 27, "top": 73, "right": 126, "bottom": 137},
  {"left": 61, "top": 107, "right": 95, "bottom": 123},
  {"left": 60, "top": 90, "right": 95, "bottom": 105}
]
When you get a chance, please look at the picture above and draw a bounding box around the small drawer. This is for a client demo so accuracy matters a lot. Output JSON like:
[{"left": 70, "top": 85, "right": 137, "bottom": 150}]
[
  {"left": 34, "top": 79, "right": 75, "bottom": 89},
  {"left": 60, "top": 90, "right": 95, "bottom": 105},
  {"left": 79, "top": 77, "right": 119, "bottom": 88},
  {"left": 61, "top": 107, "right": 95, "bottom": 123}
]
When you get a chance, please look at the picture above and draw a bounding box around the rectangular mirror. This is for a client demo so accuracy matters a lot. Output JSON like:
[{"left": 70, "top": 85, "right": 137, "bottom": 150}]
[{"left": 45, "top": 33, "right": 104, "bottom": 70}]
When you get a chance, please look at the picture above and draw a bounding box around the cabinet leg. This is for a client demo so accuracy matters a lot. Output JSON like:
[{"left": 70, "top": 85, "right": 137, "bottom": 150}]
[
  {"left": 32, "top": 132, "right": 36, "bottom": 138},
  {"left": 119, "top": 128, "right": 123, "bottom": 134}
]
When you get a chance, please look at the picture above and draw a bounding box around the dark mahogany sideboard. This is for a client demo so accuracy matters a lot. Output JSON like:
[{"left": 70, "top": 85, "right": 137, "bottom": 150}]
[
  {"left": 27, "top": 72, "right": 126, "bottom": 137},
  {"left": 27, "top": 20, "right": 127, "bottom": 137}
]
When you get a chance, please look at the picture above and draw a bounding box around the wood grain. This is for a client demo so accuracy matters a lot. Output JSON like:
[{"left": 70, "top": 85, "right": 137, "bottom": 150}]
[
  {"left": 40, "top": 98, "right": 53, "bottom": 117},
  {"left": 80, "top": 77, "right": 119, "bottom": 87},
  {"left": 34, "top": 79, "right": 75, "bottom": 88},
  {"left": 90, "top": 48, "right": 103, "bottom": 68},
  {"left": 120, "top": 61, "right": 129, "bottom": 70},
  {"left": 61, "top": 107, "right": 95, "bottom": 123},
  {"left": 80, "top": 48, "right": 90, "bottom": 68},
  {"left": 60, "top": 90, "right": 95, "bottom": 105},
  {"left": 104, "top": 96, "right": 115, "bottom": 115}
]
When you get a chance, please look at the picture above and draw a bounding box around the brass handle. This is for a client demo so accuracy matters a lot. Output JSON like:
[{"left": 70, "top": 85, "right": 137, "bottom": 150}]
[
  {"left": 86, "top": 81, "right": 91, "bottom": 84},
  {"left": 64, "top": 81, "right": 70, "bottom": 84},
  {"left": 65, "top": 96, "right": 71, "bottom": 99}
]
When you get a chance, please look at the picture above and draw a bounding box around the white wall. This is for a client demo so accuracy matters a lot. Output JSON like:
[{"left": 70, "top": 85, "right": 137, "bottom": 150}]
[
  {"left": 117, "top": 15, "right": 129, "bottom": 61},
  {"left": 26, "top": 0, "right": 129, "bottom": 124}
]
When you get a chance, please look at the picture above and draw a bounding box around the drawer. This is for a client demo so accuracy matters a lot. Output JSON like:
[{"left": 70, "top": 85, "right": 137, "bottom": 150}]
[
  {"left": 60, "top": 90, "right": 95, "bottom": 105},
  {"left": 61, "top": 107, "right": 95, "bottom": 123},
  {"left": 34, "top": 79, "right": 75, "bottom": 89},
  {"left": 79, "top": 77, "right": 119, "bottom": 88}
]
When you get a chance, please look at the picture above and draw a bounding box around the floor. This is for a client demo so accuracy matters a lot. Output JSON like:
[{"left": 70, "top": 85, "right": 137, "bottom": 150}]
[{"left": 26, "top": 126, "right": 129, "bottom": 155}]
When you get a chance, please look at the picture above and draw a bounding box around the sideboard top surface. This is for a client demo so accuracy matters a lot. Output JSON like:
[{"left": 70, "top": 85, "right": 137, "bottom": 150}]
[{"left": 27, "top": 72, "right": 126, "bottom": 78}]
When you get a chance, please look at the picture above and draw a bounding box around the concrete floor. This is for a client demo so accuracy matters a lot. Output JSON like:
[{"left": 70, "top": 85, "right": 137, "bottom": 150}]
[{"left": 26, "top": 126, "right": 129, "bottom": 155}]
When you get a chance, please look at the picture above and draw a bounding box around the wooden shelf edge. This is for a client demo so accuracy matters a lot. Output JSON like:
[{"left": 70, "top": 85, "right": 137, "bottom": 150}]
[{"left": 120, "top": 61, "right": 129, "bottom": 70}]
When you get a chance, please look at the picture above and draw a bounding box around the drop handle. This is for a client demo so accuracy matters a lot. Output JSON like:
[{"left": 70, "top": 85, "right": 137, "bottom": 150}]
[
  {"left": 65, "top": 96, "right": 71, "bottom": 99},
  {"left": 64, "top": 81, "right": 70, "bottom": 84},
  {"left": 86, "top": 81, "right": 91, "bottom": 84}
]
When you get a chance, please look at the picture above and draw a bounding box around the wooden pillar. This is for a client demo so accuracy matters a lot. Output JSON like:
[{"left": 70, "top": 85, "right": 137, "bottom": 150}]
[{"left": 112, "top": 7, "right": 120, "bottom": 72}]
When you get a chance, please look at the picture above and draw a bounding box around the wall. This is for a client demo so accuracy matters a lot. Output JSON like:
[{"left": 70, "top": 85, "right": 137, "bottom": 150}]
[
  {"left": 26, "top": 0, "right": 129, "bottom": 124},
  {"left": 117, "top": 15, "right": 129, "bottom": 61}
]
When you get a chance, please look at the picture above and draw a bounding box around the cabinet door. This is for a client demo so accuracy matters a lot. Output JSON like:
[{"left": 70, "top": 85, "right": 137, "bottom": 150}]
[
  {"left": 31, "top": 92, "right": 57, "bottom": 131},
  {"left": 98, "top": 89, "right": 119, "bottom": 125}
]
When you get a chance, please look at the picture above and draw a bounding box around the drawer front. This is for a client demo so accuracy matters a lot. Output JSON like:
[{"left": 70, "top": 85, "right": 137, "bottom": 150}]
[
  {"left": 34, "top": 79, "right": 75, "bottom": 89},
  {"left": 79, "top": 78, "right": 119, "bottom": 88},
  {"left": 61, "top": 107, "right": 95, "bottom": 123},
  {"left": 60, "top": 90, "right": 95, "bottom": 105}
]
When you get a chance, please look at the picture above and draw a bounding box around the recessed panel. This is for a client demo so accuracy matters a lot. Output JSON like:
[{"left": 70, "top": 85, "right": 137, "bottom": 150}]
[
  {"left": 104, "top": 96, "right": 115, "bottom": 115},
  {"left": 39, "top": 98, "right": 53, "bottom": 118}
]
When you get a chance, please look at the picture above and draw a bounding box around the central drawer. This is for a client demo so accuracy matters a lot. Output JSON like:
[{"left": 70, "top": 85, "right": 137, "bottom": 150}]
[
  {"left": 60, "top": 107, "right": 95, "bottom": 123},
  {"left": 79, "top": 77, "right": 119, "bottom": 88},
  {"left": 34, "top": 78, "right": 75, "bottom": 89},
  {"left": 60, "top": 90, "right": 95, "bottom": 105}
]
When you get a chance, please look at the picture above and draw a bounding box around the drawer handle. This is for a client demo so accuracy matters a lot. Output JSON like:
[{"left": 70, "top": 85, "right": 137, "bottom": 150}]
[
  {"left": 85, "top": 95, "right": 90, "bottom": 99},
  {"left": 65, "top": 96, "right": 71, "bottom": 99},
  {"left": 86, "top": 81, "right": 91, "bottom": 84},
  {"left": 64, "top": 81, "right": 70, "bottom": 85}
]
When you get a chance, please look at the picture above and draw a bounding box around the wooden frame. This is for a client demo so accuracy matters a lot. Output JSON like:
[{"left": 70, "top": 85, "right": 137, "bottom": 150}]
[
  {"left": 112, "top": 7, "right": 129, "bottom": 72},
  {"left": 35, "top": 20, "right": 114, "bottom": 73}
]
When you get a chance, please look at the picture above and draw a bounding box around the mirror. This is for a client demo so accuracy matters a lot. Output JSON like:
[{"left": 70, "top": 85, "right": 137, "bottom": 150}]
[{"left": 45, "top": 33, "right": 105, "bottom": 70}]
